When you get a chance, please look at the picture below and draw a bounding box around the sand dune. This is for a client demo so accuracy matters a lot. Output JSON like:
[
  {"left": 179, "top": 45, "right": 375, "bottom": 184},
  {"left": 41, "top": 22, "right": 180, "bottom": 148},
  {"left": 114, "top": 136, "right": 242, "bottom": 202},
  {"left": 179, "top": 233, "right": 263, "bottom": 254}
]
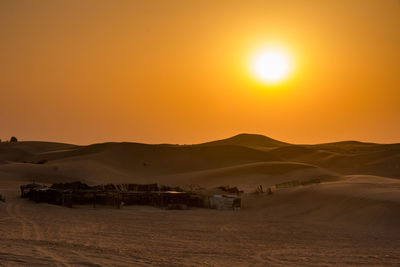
[
  {"left": 161, "top": 161, "right": 338, "bottom": 192},
  {"left": 1, "top": 175, "right": 399, "bottom": 266},
  {"left": 1, "top": 134, "right": 399, "bottom": 187},
  {"left": 1, "top": 134, "right": 400, "bottom": 265},
  {"left": 199, "top": 133, "right": 289, "bottom": 148},
  {"left": 244, "top": 175, "right": 400, "bottom": 229}
]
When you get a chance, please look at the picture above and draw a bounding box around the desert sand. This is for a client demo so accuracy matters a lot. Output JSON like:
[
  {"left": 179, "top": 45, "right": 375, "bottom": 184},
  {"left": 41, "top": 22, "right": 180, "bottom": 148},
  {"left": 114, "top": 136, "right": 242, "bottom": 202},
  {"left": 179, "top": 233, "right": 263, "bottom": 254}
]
[{"left": 1, "top": 134, "right": 400, "bottom": 266}]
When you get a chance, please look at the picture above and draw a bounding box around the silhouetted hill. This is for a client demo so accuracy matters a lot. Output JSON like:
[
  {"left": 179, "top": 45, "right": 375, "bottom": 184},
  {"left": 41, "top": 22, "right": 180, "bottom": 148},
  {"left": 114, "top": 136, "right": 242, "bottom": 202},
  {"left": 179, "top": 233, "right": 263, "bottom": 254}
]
[{"left": 199, "top": 133, "right": 289, "bottom": 148}]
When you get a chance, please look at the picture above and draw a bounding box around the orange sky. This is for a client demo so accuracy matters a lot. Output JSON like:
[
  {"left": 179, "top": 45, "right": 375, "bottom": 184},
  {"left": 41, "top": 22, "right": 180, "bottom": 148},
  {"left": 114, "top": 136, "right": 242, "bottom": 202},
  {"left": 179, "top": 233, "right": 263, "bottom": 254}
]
[{"left": 1, "top": 0, "right": 399, "bottom": 145}]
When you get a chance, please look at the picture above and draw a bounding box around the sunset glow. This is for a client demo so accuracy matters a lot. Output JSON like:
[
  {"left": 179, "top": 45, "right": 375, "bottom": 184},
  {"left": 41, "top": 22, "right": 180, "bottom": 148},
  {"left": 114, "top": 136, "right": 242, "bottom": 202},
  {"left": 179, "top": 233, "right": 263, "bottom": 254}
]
[
  {"left": 0, "top": 1, "right": 399, "bottom": 144},
  {"left": 251, "top": 48, "right": 292, "bottom": 84}
]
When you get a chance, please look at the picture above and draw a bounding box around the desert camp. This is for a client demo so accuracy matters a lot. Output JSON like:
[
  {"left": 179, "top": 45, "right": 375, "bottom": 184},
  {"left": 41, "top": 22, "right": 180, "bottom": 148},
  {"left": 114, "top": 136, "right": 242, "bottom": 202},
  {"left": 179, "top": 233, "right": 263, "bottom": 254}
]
[{"left": 20, "top": 181, "right": 242, "bottom": 210}]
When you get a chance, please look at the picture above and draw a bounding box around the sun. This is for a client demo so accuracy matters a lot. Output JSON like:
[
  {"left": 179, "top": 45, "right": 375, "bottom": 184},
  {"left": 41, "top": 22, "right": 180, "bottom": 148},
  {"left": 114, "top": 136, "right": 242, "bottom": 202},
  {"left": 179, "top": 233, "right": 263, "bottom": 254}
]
[{"left": 250, "top": 48, "right": 293, "bottom": 85}]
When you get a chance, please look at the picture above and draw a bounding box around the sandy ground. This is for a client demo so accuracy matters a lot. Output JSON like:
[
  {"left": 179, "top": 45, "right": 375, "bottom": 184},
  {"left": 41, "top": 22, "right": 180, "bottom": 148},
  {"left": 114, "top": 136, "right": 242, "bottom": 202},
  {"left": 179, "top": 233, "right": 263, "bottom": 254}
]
[
  {"left": 1, "top": 137, "right": 400, "bottom": 266},
  {"left": 1, "top": 177, "right": 399, "bottom": 267}
]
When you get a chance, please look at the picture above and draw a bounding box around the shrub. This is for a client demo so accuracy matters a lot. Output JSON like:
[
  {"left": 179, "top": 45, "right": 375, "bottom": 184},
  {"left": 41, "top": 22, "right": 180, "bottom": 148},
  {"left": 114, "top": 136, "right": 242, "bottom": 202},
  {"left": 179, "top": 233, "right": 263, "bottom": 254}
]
[{"left": 10, "top": 136, "right": 18, "bottom": 143}]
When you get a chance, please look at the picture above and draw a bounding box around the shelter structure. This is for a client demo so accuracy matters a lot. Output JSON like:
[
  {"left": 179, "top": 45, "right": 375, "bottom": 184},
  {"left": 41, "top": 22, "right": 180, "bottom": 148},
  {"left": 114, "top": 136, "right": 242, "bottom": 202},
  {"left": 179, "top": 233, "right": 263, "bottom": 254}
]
[
  {"left": 209, "top": 194, "right": 241, "bottom": 210},
  {"left": 20, "top": 183, "right": 41, "bottom": 198},
  {"left": 21, "top": 181, "right": 213, "bottom": 209}
]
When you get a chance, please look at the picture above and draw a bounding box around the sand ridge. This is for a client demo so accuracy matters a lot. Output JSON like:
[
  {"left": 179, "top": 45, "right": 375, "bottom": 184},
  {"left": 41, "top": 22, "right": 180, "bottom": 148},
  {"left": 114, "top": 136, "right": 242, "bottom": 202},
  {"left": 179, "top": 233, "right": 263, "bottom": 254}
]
[{"left": 0, "top": 134, "right": 400, "bottom": 265}]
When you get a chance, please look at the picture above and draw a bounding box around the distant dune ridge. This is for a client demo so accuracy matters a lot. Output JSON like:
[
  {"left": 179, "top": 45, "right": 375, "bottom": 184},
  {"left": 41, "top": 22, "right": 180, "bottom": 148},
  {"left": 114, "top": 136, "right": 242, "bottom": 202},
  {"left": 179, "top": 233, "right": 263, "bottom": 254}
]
[
  {"left": 1, "top": 134, "right": 400, "bottom": 265},
  {"left": 0, "top": 133, "right": 399, "bottom": 188}
]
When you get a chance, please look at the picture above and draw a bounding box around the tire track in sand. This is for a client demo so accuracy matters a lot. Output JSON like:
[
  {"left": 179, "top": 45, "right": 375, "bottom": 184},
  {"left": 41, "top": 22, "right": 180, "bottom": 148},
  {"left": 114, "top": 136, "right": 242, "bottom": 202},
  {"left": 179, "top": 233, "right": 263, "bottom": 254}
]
[
  {"left": 7, "top": 201, "right": 71, "bottom": 267},
  {"left": 5, "top": 202, "right": 28, "bottom": 240},
  {"left": 251, "top": 249, "right": 288, "bottom": 267}
]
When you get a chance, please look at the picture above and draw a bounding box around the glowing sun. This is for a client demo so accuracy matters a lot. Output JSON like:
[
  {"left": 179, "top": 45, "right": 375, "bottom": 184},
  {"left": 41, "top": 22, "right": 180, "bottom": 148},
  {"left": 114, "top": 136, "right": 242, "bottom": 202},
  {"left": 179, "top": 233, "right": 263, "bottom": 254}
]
[{"left": 250, "top": 48, "right": 293, "bottom": 84}]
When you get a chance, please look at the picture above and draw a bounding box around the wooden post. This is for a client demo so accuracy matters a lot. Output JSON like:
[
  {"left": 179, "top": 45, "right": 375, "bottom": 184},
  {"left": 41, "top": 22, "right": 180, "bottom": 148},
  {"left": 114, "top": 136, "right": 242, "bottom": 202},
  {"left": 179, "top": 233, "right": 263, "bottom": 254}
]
[
  {"left": 259, "top": 184, "right": 264, "bottom": 193},
  {"left": 117, "top": 193, "right": 121, "bottom": 209},
  {"left": 68, "top": 192, "right": 73, "bottom": 208}
]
